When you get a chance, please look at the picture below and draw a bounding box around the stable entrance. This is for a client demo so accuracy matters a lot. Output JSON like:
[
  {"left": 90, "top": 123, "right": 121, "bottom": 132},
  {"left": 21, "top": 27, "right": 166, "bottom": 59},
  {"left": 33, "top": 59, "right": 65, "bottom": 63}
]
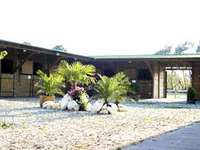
[{"left": 166, "top": 69, "right": 192, "bottom": 99}]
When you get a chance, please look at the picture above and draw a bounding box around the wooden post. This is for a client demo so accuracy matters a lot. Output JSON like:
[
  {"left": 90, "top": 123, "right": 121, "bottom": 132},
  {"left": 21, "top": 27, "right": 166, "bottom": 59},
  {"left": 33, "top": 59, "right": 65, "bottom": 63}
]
[
  {"left": 13, "top": 52, "right": 34, "bottom": 73},
  {"left": 153, "top": 62, "right": 159, "bottom": 98}
]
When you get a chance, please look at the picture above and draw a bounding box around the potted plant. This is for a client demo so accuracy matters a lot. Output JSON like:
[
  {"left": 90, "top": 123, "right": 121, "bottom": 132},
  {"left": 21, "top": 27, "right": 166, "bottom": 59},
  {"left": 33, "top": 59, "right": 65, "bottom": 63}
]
[
  {"left": 128, "top": 82, "right": 140, "bottom": 101},
  {"left": 35, "top": 70, "right": 65, "bottom": 107},
  {"left": 187, "top": 86, "right": 196, "bottom": 104},
  {"left": 69, "top": 86, "right": 90, "bottom": 111},
  {"left": 55, "top": 60, "right": 96, "bottom": 110}
]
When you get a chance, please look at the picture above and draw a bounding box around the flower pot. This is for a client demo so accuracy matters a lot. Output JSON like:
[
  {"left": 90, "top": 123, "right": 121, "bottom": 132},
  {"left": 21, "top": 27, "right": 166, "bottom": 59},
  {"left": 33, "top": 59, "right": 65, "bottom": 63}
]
[{"left": 39, "top": 95, "right": 55, "bottom": 107}]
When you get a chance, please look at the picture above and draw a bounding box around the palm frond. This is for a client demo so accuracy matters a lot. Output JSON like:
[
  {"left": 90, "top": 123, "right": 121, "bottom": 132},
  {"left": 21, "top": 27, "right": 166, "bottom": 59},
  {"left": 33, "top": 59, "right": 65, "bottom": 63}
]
[
  {"left": 35, "top": 70, "right": 65, "bottom": 96},
  {"left": 56, "top": 60, "right": 96, "bottom": 86},
  {"left": 95, "top": 72, "right": 132, "bottom": 104}
]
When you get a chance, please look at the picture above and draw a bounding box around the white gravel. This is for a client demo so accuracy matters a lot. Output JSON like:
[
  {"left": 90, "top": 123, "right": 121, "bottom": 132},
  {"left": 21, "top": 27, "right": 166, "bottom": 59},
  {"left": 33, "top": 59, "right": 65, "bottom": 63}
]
[{"left": 1, "top": 98, "right": 200, "bottom": 150}]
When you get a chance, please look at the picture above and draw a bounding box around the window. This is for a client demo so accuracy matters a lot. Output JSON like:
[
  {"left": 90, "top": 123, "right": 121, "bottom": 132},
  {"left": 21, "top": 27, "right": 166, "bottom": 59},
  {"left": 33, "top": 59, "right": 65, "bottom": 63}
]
[
  {"left": 33, "top": 63, "right": 43, "bottom": 75},
  {"left": 1, "top": 59, "right": 13, "bottom": 73},
  {"left": 138, "top": 69, "right": 152, "bottom": 80}
]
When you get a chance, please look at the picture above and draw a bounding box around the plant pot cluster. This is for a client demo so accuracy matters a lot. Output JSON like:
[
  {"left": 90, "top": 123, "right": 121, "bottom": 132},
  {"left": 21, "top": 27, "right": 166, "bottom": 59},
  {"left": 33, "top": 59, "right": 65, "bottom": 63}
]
[{"left": 35, "top": 61, "right": 135, "bottom": 115}]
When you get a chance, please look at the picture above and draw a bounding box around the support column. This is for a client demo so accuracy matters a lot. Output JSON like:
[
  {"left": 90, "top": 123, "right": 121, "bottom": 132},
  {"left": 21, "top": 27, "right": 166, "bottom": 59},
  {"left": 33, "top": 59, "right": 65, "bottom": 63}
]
[
  {"left": 153, "top": 62, "right": 166, "bottom": 98},
  {"left": 159, "top": 66, "right": 166, "bottom": 98},
  {"left": 153, "top": 62, "right": 159, "bottom": 98},
  {"left": 192, "top": 62, "right": 200, "bottom": 100}
]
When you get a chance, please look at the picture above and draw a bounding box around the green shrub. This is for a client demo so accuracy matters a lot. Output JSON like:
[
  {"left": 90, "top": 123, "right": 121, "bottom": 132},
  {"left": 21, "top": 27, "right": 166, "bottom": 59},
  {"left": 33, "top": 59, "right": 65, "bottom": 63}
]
[
  {"left": 56, "top": 60, "right": 96, "bottom": 89},
  {"left": 95, "top": 72, "right": 131, "bottom": 105},
  {"left": 187, "top": 86, "right": 196, "bottom": 100},
  {"left": 129, "top": 83, "right": 140, "bottom": 94},
  {"left": 35, "top": 70, "right": 65, "bottom": 96}
]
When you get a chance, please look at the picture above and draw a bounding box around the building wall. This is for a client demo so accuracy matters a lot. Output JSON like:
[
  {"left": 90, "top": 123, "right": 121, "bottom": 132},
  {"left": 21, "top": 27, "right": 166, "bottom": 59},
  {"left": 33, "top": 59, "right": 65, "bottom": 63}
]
[
  {"left": 14, "top": 72, "right": 32, "bottom": 97},
  {"left": 1, "top": 74, "right": 14, "bottom": 97},
  {"left": 113, "top": 62, "right": 153, "bottom": 98},
  {"left": 49, "top": 65, "right": 58, "bottom": 74},
  {"left": 22, "top": 61, "right": 33, "bottom": 74}
]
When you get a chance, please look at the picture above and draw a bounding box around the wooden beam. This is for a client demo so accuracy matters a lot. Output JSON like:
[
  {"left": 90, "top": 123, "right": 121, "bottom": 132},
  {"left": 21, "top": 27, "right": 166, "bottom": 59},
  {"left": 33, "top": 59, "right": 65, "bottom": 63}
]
[
  {"left": 44, "top": 57, "right": 64, "bottom": 73},
  {"left": 145, "top": 61, "right": 154, "bottom": 78},
  {"left": 0, "top": 41, "right": 92, "bottom": 61},
  {"left": 13, "top": 52, "right": 34, "bottom": 73}
]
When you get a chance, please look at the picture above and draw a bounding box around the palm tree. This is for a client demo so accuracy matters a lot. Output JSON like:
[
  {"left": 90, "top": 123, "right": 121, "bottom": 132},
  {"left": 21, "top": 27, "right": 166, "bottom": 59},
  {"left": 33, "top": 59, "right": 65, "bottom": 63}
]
[
  {"left": 56, "top": 60, "right": 96, "bottom": 89},
  {"left": 95, "top": 72, "right": 132, "bottom": 107}
]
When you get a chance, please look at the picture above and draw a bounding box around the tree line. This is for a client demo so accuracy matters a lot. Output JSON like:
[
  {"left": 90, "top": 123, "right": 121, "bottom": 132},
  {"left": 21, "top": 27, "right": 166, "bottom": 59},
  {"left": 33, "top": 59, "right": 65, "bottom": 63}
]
[
  {"left": 167, "top": 70, "right": 191, "bottom": 91},
  {"left": 155, "top": 41, "right": 200, "bottom": 55}
]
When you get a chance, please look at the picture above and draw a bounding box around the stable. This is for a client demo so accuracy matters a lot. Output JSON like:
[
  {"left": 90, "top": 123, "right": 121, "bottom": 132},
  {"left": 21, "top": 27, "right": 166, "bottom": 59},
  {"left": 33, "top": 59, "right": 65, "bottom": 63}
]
[{"left": 0, "top": 39, "right": 200, "bottom": 100}]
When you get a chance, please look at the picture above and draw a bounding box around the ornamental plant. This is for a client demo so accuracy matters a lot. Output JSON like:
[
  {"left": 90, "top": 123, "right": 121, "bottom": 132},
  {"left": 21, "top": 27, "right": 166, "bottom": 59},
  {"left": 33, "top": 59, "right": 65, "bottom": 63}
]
[
  {"left": 95, "top": 72, "right": 133, "bottom": 107},
  {"left": 187, "top": 86, "right": 196, "bottom": 100},
  {"left": 69, "top": 86, "right": 89, "bottom": 111},
  {"left": 56, "top": 60, "right": 96, "bottom": 89},
  {"left": 129, "top": 83, "right": 140, "bottom": 95},
  {"left": 69, "top": 86, "right": 85, "bottom": 100},
  {"left": 35, "top": 70, "right": 65, "bottom": 97}
]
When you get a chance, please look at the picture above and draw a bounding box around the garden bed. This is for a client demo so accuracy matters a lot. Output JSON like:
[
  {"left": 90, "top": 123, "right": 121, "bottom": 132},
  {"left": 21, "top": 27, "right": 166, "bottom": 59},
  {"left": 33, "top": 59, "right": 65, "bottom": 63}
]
[{"left": 1, "top": 98, "right": 200, "bottom": 150}]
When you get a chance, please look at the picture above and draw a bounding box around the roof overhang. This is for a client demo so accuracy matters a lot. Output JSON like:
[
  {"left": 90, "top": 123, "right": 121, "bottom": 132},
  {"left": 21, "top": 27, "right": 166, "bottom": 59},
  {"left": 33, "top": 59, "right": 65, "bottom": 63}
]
[{"left": 0, "top": 39, "right": 93, "bottom": 62}]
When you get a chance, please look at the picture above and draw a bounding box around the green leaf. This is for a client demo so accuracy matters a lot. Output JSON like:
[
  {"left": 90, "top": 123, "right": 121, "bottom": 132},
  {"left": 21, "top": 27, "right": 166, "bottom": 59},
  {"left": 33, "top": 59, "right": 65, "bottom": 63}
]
[{"left": 35, "top": 70, "right": 65, "bottom": 96}]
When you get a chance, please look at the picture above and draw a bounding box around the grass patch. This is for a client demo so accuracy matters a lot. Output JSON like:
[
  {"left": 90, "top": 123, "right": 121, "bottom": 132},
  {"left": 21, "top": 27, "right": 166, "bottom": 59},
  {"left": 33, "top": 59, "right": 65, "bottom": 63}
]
[
  {"left": 75, "top": 144, "right": 84, "bottom": 148},
  {"left": 0, "top": 122, "right": 14, "bottom": 128}
]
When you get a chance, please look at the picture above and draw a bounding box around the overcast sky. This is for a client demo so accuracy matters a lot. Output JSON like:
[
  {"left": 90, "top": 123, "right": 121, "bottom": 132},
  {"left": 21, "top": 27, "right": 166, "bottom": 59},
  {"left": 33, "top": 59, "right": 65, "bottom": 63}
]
[{"left": 0, "top": 0, "right": 200, "bottom": 56}]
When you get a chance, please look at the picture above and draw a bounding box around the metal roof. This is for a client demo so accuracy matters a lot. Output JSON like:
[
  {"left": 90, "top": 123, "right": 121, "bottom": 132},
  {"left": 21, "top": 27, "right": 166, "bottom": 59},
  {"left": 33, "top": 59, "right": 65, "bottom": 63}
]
[
  {"left": 1, "top": 39, "right": 200, "bottom": 61},
  {"left": 0, "top": 39, "right": 92, "bottom": 61},
  {"left": 90, "top": 54, "right": 200, "bottom": 60}
]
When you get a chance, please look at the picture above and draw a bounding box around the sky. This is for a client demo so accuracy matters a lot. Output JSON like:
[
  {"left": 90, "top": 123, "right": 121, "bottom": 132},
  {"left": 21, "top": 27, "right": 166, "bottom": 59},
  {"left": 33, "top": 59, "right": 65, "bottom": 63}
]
[{"left": 0, "top": 0, "right": 200, "bottom": 56}]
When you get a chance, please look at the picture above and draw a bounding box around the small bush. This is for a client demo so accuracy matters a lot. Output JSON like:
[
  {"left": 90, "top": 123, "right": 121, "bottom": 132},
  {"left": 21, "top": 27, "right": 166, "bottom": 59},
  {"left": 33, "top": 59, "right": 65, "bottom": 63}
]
[
  {"left": 129, "top": 83, "right": 140, "bottom": 94},
  {"left": 187, "top": 86, "right": 196, "bottom": 100}
]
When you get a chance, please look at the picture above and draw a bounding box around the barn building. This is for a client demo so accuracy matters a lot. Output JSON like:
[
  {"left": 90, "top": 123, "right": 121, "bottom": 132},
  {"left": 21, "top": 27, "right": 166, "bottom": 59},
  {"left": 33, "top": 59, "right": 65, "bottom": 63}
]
[{"left": 1, "top": 39, "right": 200, "bottom": 100}]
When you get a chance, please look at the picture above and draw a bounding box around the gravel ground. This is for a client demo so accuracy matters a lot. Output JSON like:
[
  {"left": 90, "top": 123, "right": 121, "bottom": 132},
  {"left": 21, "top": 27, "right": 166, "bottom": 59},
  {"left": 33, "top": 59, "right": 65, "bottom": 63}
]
[{"left": 1, "top": 98, "right": 200, "bottom": 150}]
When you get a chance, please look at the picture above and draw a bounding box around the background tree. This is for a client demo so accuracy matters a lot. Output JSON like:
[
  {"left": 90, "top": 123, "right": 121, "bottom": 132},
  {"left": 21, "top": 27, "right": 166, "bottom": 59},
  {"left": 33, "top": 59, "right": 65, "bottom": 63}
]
[
  {"left": 23, "top": 41, "right": 31, "bottom": 45},
  {"left": 53, "top": 45, "right": 67, "bottom": 52},
  {"left": 167, "top": 70, "right": 191, "bottom": 99},
  {"left": 154, "top": 44, "right": 172, "bottom": 55},
  {"left": 174, "top": 41, "right": 194, "bottom": 54},
  {"left": 196, "top": 41, "right": 200, "bottom": 53}
]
